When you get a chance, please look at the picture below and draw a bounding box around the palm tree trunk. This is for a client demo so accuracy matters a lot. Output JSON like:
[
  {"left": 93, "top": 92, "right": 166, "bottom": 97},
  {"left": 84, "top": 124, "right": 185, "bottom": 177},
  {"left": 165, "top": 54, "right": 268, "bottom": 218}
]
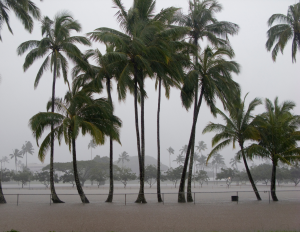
[
  {"left": 26, "top": 153, "right": 27, "bottom": 167},
  {"left": 106, "top": 78, "right": 114, "bottom": 203},
  {"left": 134, "top": 72, "right": 146, "bottom": 203},
  {"left": 0, "top": 167, "right": 6, "bottom": 203},
  {"left": 240, "top": 143, "right": 261, "bottom": 200},
  {"left": 72, "top": 138, "right": 89, "bottom": 203},
  {"left": 156, "top": 77, "right": 163, "bottom": 202},
  {"left": 187, "top": 81, "right": 198, "bottom": 202},
  {"left": 178, "top": 86, "right": 204, "bottom": 203},
  {"left": 50, "top": 57, "right": 64, "bottom": 203},
  {"left": 271, "top": 160, "right": 278, "bottom": 201}
]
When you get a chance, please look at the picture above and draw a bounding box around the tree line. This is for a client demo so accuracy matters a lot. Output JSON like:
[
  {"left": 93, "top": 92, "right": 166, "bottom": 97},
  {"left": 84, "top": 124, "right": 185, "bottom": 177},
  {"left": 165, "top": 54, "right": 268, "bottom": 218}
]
[{"left": 0, "top": 0, "right": 299, "bottom": 204}]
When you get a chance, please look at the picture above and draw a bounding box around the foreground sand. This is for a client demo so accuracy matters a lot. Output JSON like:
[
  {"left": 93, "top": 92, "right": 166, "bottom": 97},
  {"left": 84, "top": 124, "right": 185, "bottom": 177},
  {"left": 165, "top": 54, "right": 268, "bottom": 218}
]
[{"left": 1, "top": 184, "right": 299, "bottom": 232}]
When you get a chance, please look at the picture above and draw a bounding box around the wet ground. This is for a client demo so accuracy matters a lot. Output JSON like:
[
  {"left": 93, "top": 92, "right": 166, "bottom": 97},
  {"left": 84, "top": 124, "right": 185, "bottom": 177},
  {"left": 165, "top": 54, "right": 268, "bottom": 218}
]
[{"left": 1, "top": 184, "right": 299, "bottom": 232}]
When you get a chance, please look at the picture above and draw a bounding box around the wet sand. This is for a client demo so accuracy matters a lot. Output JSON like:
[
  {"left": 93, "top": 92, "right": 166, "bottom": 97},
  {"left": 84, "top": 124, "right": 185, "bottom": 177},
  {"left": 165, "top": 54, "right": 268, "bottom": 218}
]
[{"left": 1, "top": 184, "right": 299, "bottom": 232}]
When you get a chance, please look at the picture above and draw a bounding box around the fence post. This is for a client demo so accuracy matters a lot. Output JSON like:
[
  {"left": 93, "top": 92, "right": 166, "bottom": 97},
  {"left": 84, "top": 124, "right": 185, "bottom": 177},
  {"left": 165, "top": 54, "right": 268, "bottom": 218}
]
[
  {"left": 125, "top": 194, "right": 126, "bottom": 206},
  {"left": 17, "top": 194, "right": 19, "bottom": 206},
  {"left": 194, "top": 192, "right": 195, "bottom": 205}
]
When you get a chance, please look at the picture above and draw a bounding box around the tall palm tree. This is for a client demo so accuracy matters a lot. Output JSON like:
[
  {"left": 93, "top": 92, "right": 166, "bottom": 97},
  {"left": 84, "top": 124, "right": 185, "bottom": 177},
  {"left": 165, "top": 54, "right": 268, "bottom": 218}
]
[
  {"left": 167, "top": 147, "right": 175, "bottom": 168},
  {"left": 178, "top": 46, "right": 240, "bottom": 202},
  {"left": 177, "top": 0, "right": 239, "bottom": 203},
  {"left": 266, "top": 3, "right": 300, "bottom": 62},
  {"left": 29, "top": 86, "right": 122, "bottom": 203},
  {"left": 9, "top": 149, "right": 22, "bottom": 172},
  {"left": 117, "top": 151, "right": 130, "bottom": 168},
  {"left": 196, "top": 154, "right": 207, "bottom": 171},
  {"left": 196, "top": 141, "right": 207, "bottom": 154},
  {"left": 88, "top": 140, "right": 96, "bottom": 160},
  {"left": 180, "top": 145, "right": 188, "bottom": 155},
  {"left": 72, "top": 46, "right": 126, "bottom": 203},
  {"left": 247, "top": 97, "right": 300, "bottom": 201},
  {"left": 88, "top": 0, "right": 180, "bottom": 203},
  {"left": 202, "top": 93, "right": 262, "bottom": 200},
  {"left": 17, "top": 12, "right": 91, "bottom": 203},
  {"left": 0, "top": 0, "right": 40, "bottom": 41},
  {"left": 21, "top": 141, "right": 34, "bottom": 167}
]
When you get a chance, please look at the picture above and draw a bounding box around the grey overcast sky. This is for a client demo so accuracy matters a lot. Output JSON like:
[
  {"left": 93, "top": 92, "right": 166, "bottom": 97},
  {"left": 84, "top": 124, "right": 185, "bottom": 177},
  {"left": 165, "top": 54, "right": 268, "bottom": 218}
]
[{"left": 0, "top": 0, "right": 299, "bottom": 170}]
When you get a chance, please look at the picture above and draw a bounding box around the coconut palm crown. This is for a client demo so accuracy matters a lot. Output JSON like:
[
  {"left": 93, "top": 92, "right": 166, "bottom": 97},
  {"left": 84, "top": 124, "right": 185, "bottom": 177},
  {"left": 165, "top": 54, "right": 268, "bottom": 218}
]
[
  {"left": 266, "top": 3, "right": 300, "bottom": 62},
  {"left": 0, "top": 0, "right": 41, "bottom": 41}
]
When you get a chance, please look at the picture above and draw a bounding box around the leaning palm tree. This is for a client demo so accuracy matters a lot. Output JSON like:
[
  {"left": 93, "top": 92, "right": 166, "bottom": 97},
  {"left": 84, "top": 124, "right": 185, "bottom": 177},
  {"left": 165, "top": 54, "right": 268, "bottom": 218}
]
[
  {"left": 9, "top": 149, "right": 22, "bottom": 172},
  {"left": 88, "top": 0, "right": 181, "bottom": 203},
  {"left": 0, "top": 0, "right": 40, "bottom": 41},
  {"left": 202, "top": 93, "right": 262, "bottom": 200},
  {"left": 247, "top": 97, "right": 300, "bottom": 201},
  {"left": 178, "top": 46, "right": 240, "bottom": 202},
  {"left": 29, "top": 86, "right": 122, "bottom": 203},
  {"left": 266, "top": 3, "right": 300, "bottom": 62},
  {"left": 167, "top": 147, "right": 175, "bottom": 168},
  {"left": 21, "top": 141, "right": 34, "bottom": 167},
  {"left": 117, "top": 151, "right": 130, "bottom": 168},
  {"left": 176, "top": 0, "right": 239, "bottom": 203},
  {"left": 88, "top": 140, "right": 96, "bottom": 160},
  {"left": 17, "top": 12, "right": 91, "bottom": 203}
]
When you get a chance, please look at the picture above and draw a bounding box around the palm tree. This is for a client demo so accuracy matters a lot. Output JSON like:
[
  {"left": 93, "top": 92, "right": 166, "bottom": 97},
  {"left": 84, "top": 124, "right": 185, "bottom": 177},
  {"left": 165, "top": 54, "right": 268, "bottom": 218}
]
[
  {"left": 88, "top": 140, "right": 96, "bottom": 160},
  {"left": 88, "top": 0, "right": 180, "bottom": 203},
  {"left": 0, "top": 0, "right": 40, "bottom": 41},
  {"left": 178, "top": 46, "right": 240, "bottom": 202},
  {"left": 202, "top": 93, "right": 262, "bottom": 200},
  {"left": 230, "top": 155, "right": 241, "bottom": 170},
  {"left": 196, "top": 141, "right": 207, "bottom": 154},
  {"left": 266, "top": 3, "right": 300, "bottom": 62},
  {"left": 196, "top": 154, "right": 207, "bottom": 171},
  {"left": 9, "top": 149, "right": 22, "bottom": 172},
  {"left": 167, "top": 147, "right": 175, "bottom": 168},
  {"left": 211, "top": 153, "right": 225, "bottom": 182},
  {"left": 180, "top": 145, "right": 188, "bottom": 155},
  {"left": 17, "top": 12, "right": 91, "bottom": 203},
  {"left": 29, "top": 86, "right": 121, "bottom": 203},
  {"left": 72, "top": 46, "right": 126, "bottom": 203},
  {"left": 21, "top": 141, "right": 34, "bottom": 167},
  {"left": 0, "top": 155, "right": 9, "bottom": 203},
  {"left": 247, "top": 97, "right": 300, "bottom": 201},
  {"left": 173, "top": 154, "right": 185, "bottom": 165},
  {"left": 117, "top": 151, "right": 130, "bottom": 168},
  {"left": 176, "top": 0, "right": 239, "bottom": 203}
]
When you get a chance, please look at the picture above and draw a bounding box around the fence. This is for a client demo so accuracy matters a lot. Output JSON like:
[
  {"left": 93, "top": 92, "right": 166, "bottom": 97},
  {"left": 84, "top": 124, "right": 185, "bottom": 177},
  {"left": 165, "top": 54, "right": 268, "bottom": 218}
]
[{"left": 2, "top": 190, "right": 299, "bottom": 206}]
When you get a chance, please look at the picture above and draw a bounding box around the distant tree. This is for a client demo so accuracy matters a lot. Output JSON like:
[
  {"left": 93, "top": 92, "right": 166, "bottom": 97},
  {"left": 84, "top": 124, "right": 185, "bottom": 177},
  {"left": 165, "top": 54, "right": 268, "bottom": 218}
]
[
  {"left": 211, "top": 153, "right": 225, "bottom": 181},
  {"left": 88, "top": 140, "right": 96, "bottom": 160},
  {"left": 196, "top": 141, "right": 207, "bottom": 155},
  {"left": 117, "top": 151, "right": 130, "bottom": 168},
  {"left": 21, "top": 141, "right": 34, "bottom": 167},
  {"left": 167, "top": 147, "right": 175, "bottom": 168},
  {"left": 179, "top": 145, "right": 188, "bottom": 156},
  {"left": 12, "top": 170, "right": 32, "bottom": 188},
  {"left": 9, "top": 149, "right": 23, "bottom": 172},
  {"left": 35, "top": 171, "right": 59, "bottom": 188},
  {"left": 1, "top": 168, "right": 11, "bottom": 182},
  {"left": 195, "top": 170, "right": 209, "bottom": 188},
  {"left": 165, "top": 166, "right": 183, "bottom": 188},
  {"left": 90, "top": 168, "right": 107, "bottom": 188},
  {"left": 250, "top": 163, "right": 272, "bottom": 185},
  {"left": 173, "top": 154, "right": 185, "bottom": 165},
  {"left": 0, "top": 156, "right": 9, "bottom": 170},
  {"left": 216, "top": 168, "right": 237, "bottom": 188},
  {"left": 289, "top": 167, "right": 300, "bottom": 186},
  {"left": 276, "top": 167, "right": 289, "bottom": 186},
  {"left": 145, "top": 165, "right": 157, "bottom": 188},
  {"left": 114, "top": 167, "right": 137, "bottom": 189},
  {"left": 266, "top": 3, "right": 300, "bottom": 62},
  {"left": 196, "top": 155, "right": 207, "bottom": 171},
  {"left": 60, "top": 170, "right": 75, "bottom": 187},
  {"left": 230, "top": 155, "right": 241, "bottom": 170}
]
